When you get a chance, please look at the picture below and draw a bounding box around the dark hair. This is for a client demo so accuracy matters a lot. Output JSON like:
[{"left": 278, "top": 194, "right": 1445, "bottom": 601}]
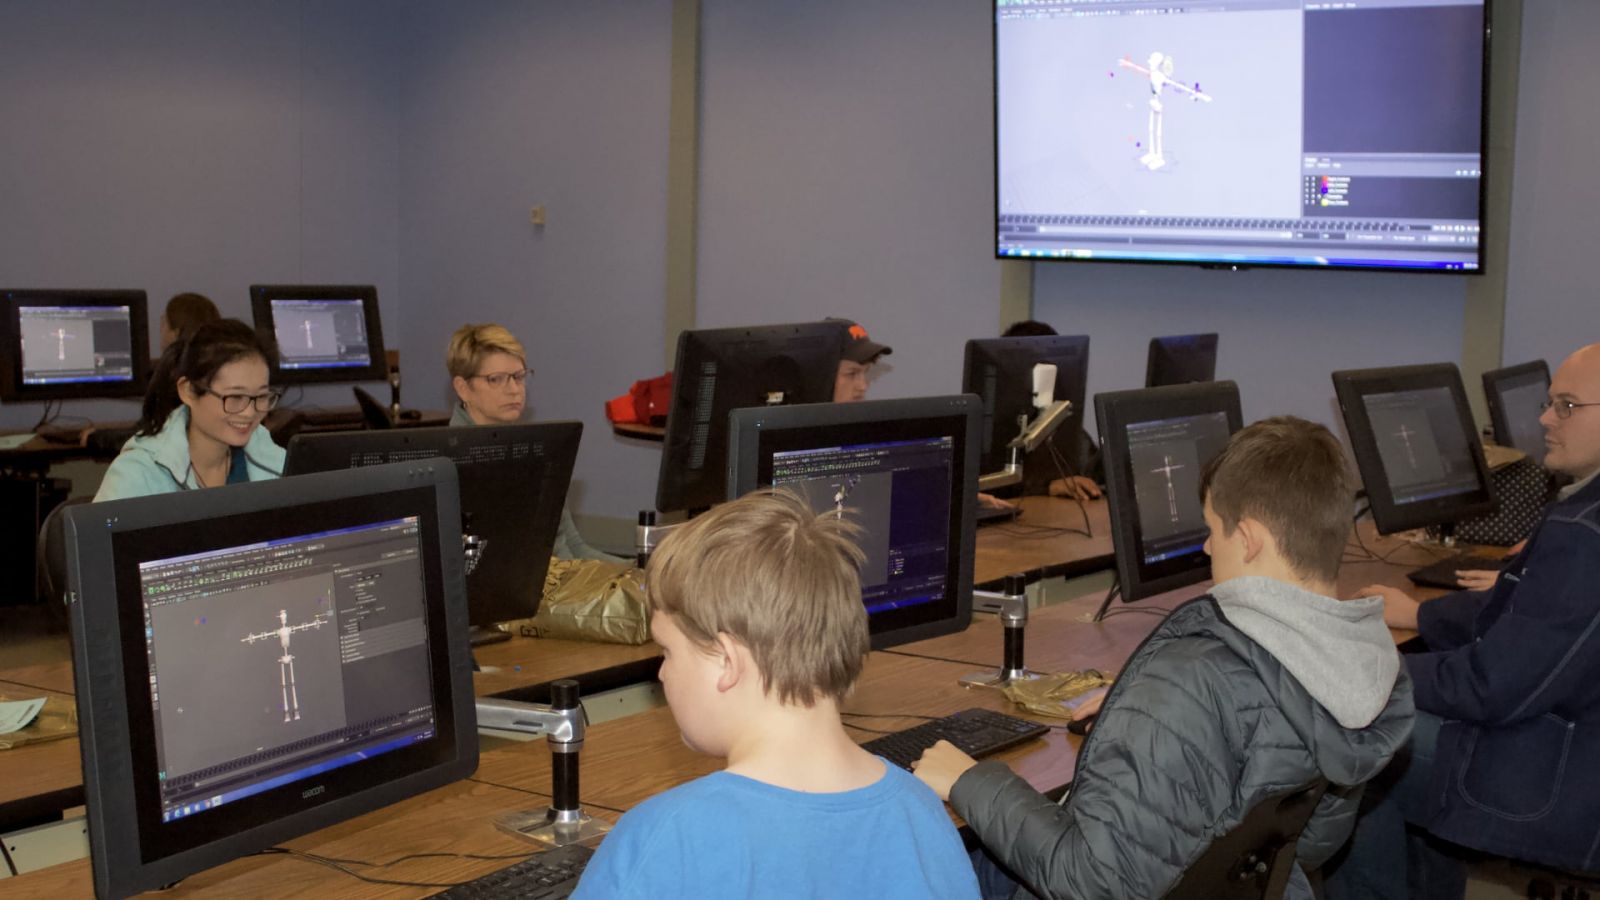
[
  {"left": 1002, "top": 320, "right": 1058, "bottom": 338},
  {"left": 164, "top": 293, "right": 221, "bottom": 340},
  {"left": 1198, "top": 416, "right": 1353, "bottom": 584},
  {"left": 136, "top": 319, "right": 277, "bottom": 437}
]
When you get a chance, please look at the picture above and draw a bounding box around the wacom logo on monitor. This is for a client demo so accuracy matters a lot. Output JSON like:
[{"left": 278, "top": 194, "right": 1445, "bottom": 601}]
[{"left": 301, "top": 785, "right": 326, "bottom": 800}]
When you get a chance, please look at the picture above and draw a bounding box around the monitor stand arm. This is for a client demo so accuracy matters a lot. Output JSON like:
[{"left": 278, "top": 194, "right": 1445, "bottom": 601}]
[
  {"left": 481, "top": 679, "right": 612, "bottom": 847},
  {"left": 635, "top": 510, "right": 689, "bottom": 568},
  {"left": 976, "top": 401, "right": 1074, "bottom": 492},
  {"left": 960, "top": 574, "right": 1042, "bottom": 688}
]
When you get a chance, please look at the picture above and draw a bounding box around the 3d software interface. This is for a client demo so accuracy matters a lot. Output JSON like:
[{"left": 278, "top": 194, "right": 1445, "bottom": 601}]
[
  {"left": 771, "top": 436, "right": 954, "bottom": 615},
  {"left": 1362, "top": 387, "right": 1480, "bottom": 505},
  {"left": 996, "top": 0, "right": 1485, "bottom": 267},
  {"left": 138, "top": 518, "right": 434, "bottom": 822},
  {"left": 19, "top": 305, "right": 135, "bottom": 384},
  {"left": 270, "top": 299, "right": 373, "bottom": 369},
  {"left": 1124, "top": 411, "right": 1232, "bottom": 565},
  {"left": 1495, "top": 375, "right": 1549, "bottom": 465}
]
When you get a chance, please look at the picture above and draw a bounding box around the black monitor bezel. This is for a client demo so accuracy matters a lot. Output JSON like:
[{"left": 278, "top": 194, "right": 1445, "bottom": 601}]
[
  {"left": 283, "top": 421, "right": 583, "bottom": 627},
  {"left": 1334, "top": 362, "right": 1500, "bottom": 535},
  {"left": 727, "top": 394, "right": 979, "bottom": 649},
  {"left": 1096, "top": 380, "right": 1243, "bottom": 604},
  {"left": 0, "top": 288, "right": 152, "bottom": 402},
  {"left": 1144, "top": 333, "right": 1219, "bottom": 389},
  {"left": 655, "top": 321, "right": 847, "bottom": 513},
  {"left": 1482, "top": 359, "right": 1550, "bottom": 457},
  {"left": 962, "top": 335, "right": 1091, "bottom": 482},
  {"left": 249, "top": 284, "right": 388, "bottom": 385},
  {"left": 66, "top": 462, "right": 476, "bottom": 899}
]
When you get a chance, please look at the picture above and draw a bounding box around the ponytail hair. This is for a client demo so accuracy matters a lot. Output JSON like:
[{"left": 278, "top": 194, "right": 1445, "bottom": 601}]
[{"left": 136, "top": 319, "right": 277, "bottom": 437}]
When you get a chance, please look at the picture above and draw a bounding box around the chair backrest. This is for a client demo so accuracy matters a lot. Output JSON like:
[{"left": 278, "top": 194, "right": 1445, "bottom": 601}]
[
  {"left": 36, "top": 495, "right": 92, "bottom": 627},
  {"left": 353, "top": 386, "right": 394, "bottom": 430},
  {"left": 1162, "top": 778, "right": 1330, "bottom": 900}
]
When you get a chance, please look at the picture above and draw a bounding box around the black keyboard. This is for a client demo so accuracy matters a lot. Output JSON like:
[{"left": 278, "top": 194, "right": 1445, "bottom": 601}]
[
  {"left": 427, "top": 843, "right": 593, "bottom": 899},
  {"left": 975, "top": 505, "right": 1022, "bottom": 526},
  {"left": 1406, "top": 553, "right": 1504, "bottom": 591},
  {"left": 861, "top": 708, "right": 1050, "bottom": 770}
]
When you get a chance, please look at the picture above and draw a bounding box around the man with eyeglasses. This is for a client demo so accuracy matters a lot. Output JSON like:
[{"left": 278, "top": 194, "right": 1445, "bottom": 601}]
[{"left": 1327, "top": 343, "right": 1600, "bottom": 900}]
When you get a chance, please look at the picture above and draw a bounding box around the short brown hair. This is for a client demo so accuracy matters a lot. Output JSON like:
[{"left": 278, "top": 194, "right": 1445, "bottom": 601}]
[
  {"left": 645, "top": 489, "right": 869, "bottom": 707},
  {"left": 164, "top": 293, "right": 220, "bottom": 339},
  {"left": 446, "top": 323, "right": 526, "bottom": 379},
  {"left": 1199, "top": 416, "right": 1353, "bottom": 584}
]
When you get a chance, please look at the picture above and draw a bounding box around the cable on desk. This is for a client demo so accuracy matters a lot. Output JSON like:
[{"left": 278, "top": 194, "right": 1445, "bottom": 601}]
[
  {"left": 843, "top": 722, "right": 898, "bottom": 735},
  {"left": 1095, "top": 606, "right": 1171, "bottom": 620},
  {"left": 1045, "top": 440, "right": 1094, "bottom": 538},
  {"left": 469, "top": 776, "right": 627, "bottom": 816},
  {"left": 256, "top": 847, "right": 477, "bottom": 889},
  {"left": 880, "top": 648, "right": 998, "bottom": 669}
]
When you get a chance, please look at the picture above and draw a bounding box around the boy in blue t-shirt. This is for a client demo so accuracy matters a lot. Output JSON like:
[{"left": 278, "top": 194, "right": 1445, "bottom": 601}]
[{"left": 573, "top": 489, "right": 979, "bottom": 899}]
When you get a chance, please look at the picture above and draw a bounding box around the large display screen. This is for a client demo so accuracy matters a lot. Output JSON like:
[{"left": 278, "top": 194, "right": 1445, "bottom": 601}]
[{"left": 995, "top": 0, "right": 1489, "bottom": 271}]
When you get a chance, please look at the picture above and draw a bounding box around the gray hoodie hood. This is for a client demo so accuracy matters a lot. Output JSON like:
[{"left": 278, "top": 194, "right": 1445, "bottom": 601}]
[{"left": 1210, "top": 575, "right": 1398, "bottom": 730}]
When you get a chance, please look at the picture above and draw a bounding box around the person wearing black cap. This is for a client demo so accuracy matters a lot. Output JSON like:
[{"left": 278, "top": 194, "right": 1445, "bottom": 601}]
[{"left": 833, "top": 320, "right": 891, "bottom": 403}]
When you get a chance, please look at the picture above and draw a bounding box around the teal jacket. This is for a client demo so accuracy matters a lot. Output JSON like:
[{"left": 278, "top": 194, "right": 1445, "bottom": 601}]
[
  {"left": 94, "top": 406, "right": 285, "bottom": 502},
  {"left": 450, "top": 404, "right": 622, "bottom": 562}
]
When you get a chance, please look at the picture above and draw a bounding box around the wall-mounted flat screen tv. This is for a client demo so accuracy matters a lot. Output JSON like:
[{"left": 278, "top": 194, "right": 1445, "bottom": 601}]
[{"left": 994, "top": 0, "right": 1490, "bottom": 273}]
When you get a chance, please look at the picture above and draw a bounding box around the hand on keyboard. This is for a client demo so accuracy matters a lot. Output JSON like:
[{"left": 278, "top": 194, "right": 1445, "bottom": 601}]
[{"left": 910, "top": 740, "right": 978, "bottom": 802}]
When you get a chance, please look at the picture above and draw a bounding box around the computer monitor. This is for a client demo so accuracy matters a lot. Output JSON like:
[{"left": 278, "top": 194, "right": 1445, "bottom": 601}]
[
  {"left": 65, "top": 461, "right": 476, "bottom": 898},
  {"left": 1145, "top": 333, "right": 1219, "bottom": 388},
  {"left": 0, "top": 288, "right": 151, "bottom": 402},
  {"left": 655, "top": 321, "right": 847, "bottom": 513},
  {"left": 1483, "top": 360, "right": 1550, "bottom": 466},
  {"left": 727, "top": 395, "right": 979, "bottom": 649},
  {"left": 1096, "top": 381, "right": 1243, "bottom": 604},
  {"left": 249, "top": 284, "right": 387, "bottom": 385},
  {"left": 283, "top": 422, "right": 582, "bottom": 633},
  {"left": 963, "top": 335, "right": 1091, "bottom": 489},
  {"left": 1334, "top": 363, "right": 1498, "bottom": 535}
]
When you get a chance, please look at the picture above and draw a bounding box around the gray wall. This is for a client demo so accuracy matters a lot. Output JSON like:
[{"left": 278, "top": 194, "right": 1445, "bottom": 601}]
[
  {"left": 1501, "top": 1, "right": 1600, "bottom": 372},
  {"left": 0, "top": 0, "right": 401, "bottom": 429},
  {"left": 1033, "top": 266, "right": 1466, "bottom": 442},
  {"left": 396, "top": 0, "right": 672, "bottom": 523},
  {"left": 696, "top": 0, "right": 1001, "bottom": 399}
]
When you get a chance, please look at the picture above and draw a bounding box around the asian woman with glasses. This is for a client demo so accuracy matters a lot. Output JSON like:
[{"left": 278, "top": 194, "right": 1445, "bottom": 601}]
[{"left": 94, "top": 319, "right": 285, "bottom": 501}]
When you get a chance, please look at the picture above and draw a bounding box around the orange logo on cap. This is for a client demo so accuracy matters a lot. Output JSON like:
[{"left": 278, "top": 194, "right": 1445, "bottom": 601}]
[{"left": 848, "top": 324, "right": 869, "bottom": 341}]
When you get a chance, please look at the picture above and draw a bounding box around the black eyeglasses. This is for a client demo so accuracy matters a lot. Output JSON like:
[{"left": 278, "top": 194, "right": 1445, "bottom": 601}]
[
  {"left": 1541, "top": 398, "right": 1600, "bottom": 420},
  {"left": 195, "top": 385, "right": 284, "bottom": 414}
]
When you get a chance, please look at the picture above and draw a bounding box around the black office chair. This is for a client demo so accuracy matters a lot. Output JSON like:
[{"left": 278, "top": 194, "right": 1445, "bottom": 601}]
[
  {"left": 1162, "top": 778, "right": 1330, "bottom": 900},
  {"left": 353, "top": 386, "right": 394, "bottom": 430},
  {"left": 35, "top": 495, "right": 92, "bottom": 633}
]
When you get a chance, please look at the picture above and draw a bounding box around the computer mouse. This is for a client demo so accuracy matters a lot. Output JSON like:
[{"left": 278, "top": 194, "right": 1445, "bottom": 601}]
[{"left": 1066, "top": 714, "right": 1096, "bottom": 736}]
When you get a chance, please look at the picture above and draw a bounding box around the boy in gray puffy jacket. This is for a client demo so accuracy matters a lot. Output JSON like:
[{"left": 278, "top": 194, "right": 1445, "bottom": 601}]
[{"left": 914, "top": 416, "right": 1415, "bottom": 900}]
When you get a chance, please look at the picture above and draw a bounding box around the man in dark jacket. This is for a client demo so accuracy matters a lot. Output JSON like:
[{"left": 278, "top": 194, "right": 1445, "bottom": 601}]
[
  {"left": 913, "top": 416, "right": 1415, "bottom": 900},
  {"left": 1329, "top": 342, "right": 1600, "bottom": 899}
]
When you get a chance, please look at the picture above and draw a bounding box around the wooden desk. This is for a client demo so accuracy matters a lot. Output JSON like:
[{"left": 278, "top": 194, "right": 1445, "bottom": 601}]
[
  {"left": 609, "top": 421, "right": 665, "bottom": 442},
  {"left": 8, "top": 771, "right": 613, "bottom": 897},
  {"left": 0, "top": 679, "right": 82, "bottom": 831},
  {"left": 0, "top": 657, "right": 76, "bottom": 696},
  {"left": 973, "top": 496, "right": 1114, "bottom": 588},
  {"left": 4, "top": 522, "right": 1503, "bottom": 894},
  {"left": 472, "top": 634, "right": 661, "bottom": 703},
  {"left": 0, "top": 634, "right": 660, "bottom": 834}
]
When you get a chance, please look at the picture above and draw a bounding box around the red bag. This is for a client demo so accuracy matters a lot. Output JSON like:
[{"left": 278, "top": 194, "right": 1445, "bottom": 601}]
[{"left": 606, "top": 372, "right": 673, "bottom": 426}]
